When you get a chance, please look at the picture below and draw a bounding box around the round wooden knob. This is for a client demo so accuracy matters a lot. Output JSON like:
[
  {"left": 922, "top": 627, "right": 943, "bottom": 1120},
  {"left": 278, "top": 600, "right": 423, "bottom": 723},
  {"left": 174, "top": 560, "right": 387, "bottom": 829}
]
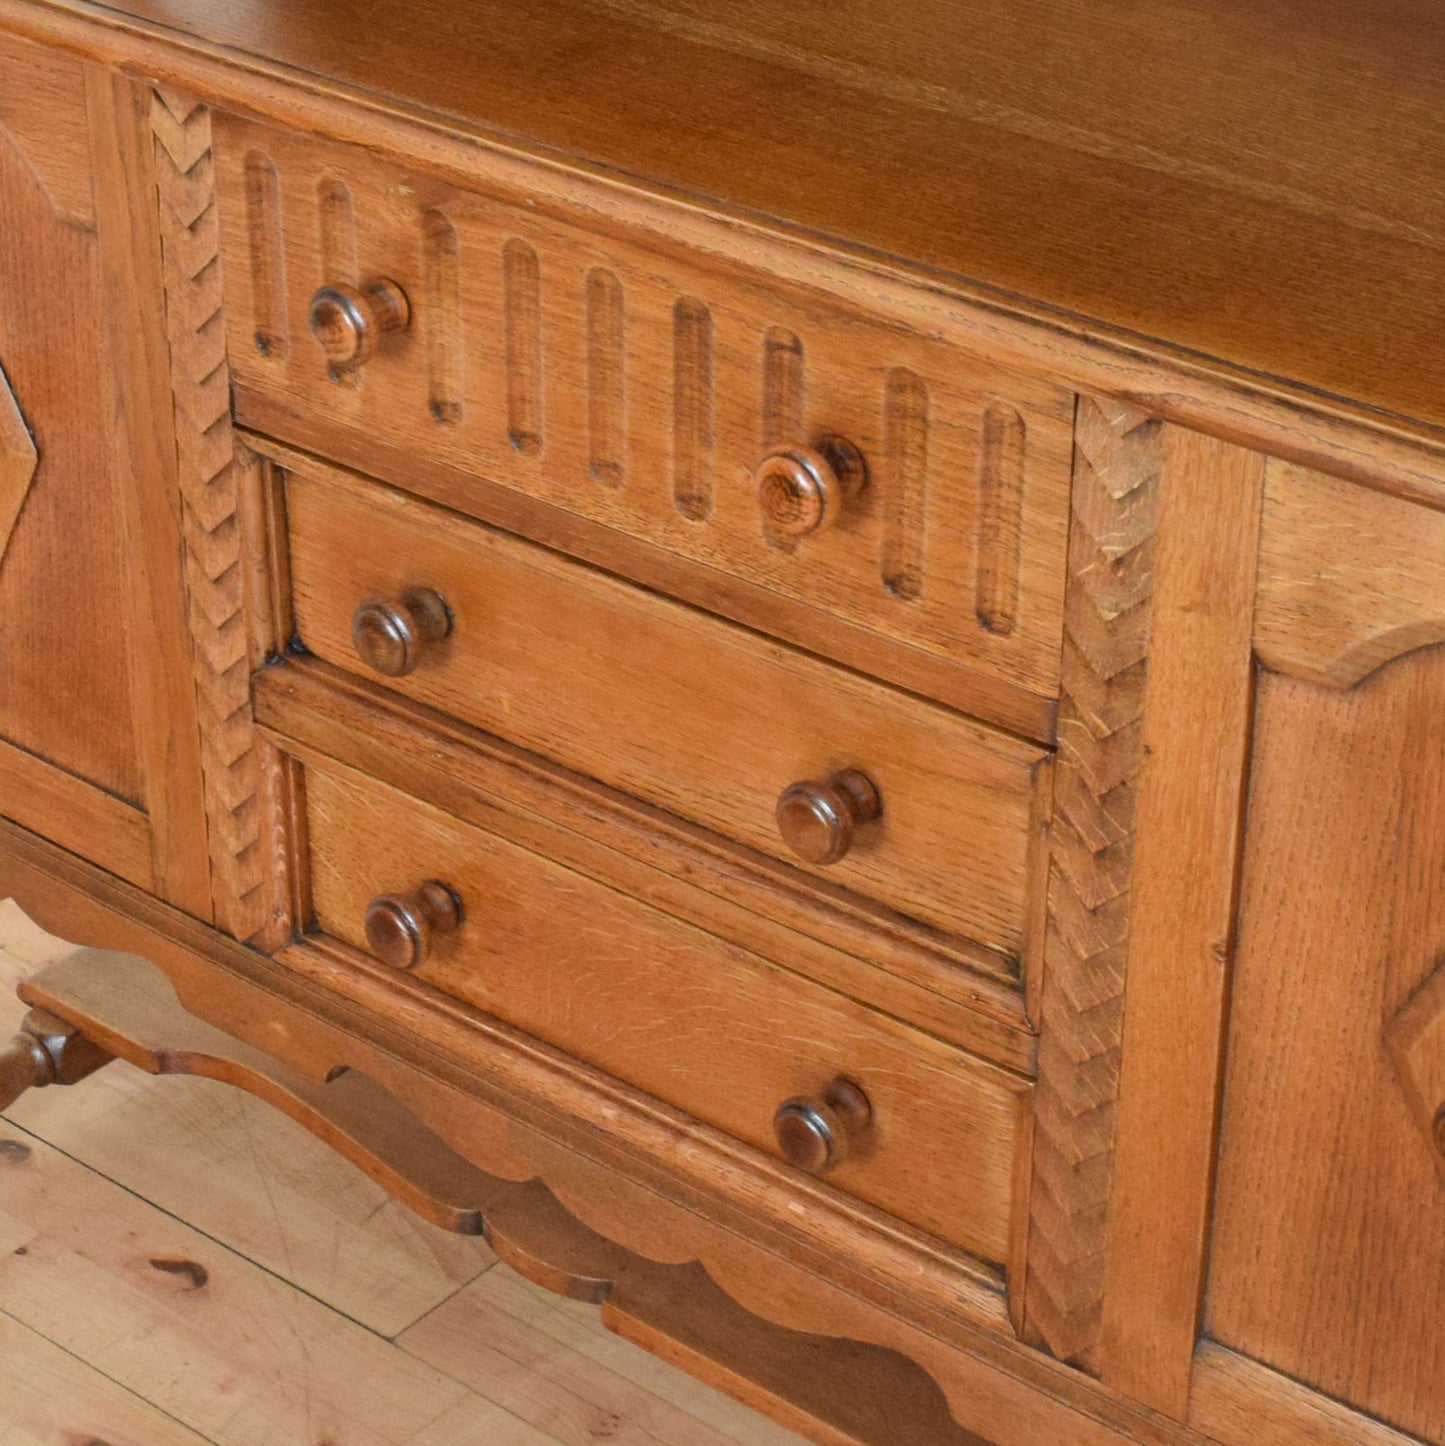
[
  {"left": 774, "top": 1078, "right": 872, "bottom": 1176},
  {"left": 754, "top": 436, "right": 867, "bottom": 539},
  {"left": 364, "top": 881, "right": 462, "bottom": 971},
  {"left": 308, "top": 278, "right": 411, "bottom": 373},
  {"left": 776, "top": 769, "right": 881, "bottom": 866},
  {"left": 351, "top": 587, "right": 451, "bottom": 678}
]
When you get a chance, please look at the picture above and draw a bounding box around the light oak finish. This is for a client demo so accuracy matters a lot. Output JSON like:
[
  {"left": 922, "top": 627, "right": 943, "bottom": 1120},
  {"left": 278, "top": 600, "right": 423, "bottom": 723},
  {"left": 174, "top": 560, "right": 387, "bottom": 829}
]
[
  {"left": 2, "top": 5, "right": 1444, "bottom": 1444},
  {"left": 21, "top": 0, "right": 1445, "bottom": 439},
  {"left": 1256, "top": 458, "right": 1445, "bottom": 688},
  {"left": 1386, "top": 959, "right": 1445, "bottom": 1187},
  {"left": 253, "top": 655, "right": 1036, "bottom": 1070},
  {"left": 1021, "top": 397, "right": 1160, "bottom": 1370},
  {"left": 0, "top": 356, "right": 37, "bottom": 561},
  {"left": 212, "top": 112, "right": 1075, "bottom": 721},
  {"left": 1098, "top": 429, "right": 1264, "bottom": 1415},
  {"left": 303, "top": 758, "right": 1028, "bottom": 1262},
  {"left": 1208, "top": 650, "right": 1445, "bottom": 1443},
  {"left": 0, "top": 34, "right": 209, "bottom": 900},
  {"left": 286, "top": 460, "right": 1047, "bottom": 956}
]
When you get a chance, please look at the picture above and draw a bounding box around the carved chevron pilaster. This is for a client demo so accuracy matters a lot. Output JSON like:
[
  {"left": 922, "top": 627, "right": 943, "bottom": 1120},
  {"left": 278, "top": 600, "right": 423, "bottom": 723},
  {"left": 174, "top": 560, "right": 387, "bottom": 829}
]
[
  {"left": 1023, "top": 396, "right": 1160, "bottom": 1371},
  {"left": 151, "top": 90, "right": 267, "bottom": 942}
]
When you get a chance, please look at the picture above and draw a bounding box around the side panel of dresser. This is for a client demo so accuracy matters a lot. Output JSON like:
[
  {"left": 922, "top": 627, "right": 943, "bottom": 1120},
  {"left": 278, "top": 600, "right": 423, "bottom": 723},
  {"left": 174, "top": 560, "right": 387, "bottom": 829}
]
[{"left": 0, "top": 41, "right": 211, "bottom": 912}]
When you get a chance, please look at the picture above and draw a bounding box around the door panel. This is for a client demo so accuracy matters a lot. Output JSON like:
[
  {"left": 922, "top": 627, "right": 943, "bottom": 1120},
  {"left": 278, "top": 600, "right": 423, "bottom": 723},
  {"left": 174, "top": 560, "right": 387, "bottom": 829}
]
[
  {"left": 0, "top": 35, "right": 209, "bottom": 906},
  {"left": 1208, "top": 647, "right": 1445, "bottom": 1442},
  {"left": 0, "top": 50, "right": 144, "bottom": 806}
]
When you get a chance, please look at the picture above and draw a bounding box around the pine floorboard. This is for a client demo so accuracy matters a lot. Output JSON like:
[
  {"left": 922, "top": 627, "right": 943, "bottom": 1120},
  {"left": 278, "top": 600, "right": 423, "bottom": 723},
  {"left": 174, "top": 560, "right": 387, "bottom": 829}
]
[{"left": 0, "top": 899, "right": 808, "bottom": 1446}]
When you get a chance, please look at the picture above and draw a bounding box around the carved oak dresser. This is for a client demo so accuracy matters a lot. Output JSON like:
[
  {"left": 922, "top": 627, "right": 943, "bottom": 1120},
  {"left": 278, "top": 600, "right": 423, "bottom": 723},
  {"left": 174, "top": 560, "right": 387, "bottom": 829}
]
[{"left": 1, "top": 3, "right": 1442, "bottom": 1443}]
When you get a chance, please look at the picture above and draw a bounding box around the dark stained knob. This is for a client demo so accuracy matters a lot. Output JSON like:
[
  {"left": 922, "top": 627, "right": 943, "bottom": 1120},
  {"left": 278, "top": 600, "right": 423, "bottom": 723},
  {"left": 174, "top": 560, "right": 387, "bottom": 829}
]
[
  {"left": 351, "top": 587, "right": 451, "bottom": 678},
  {"left": 1434, "top": 1103, "right": 1445, "bottom": 1157},
  {"left": 754, "top": 435, "right": 867, "bottom": 540},
  {"left": 774, "top": 1078, "right": 872, "bottom": 1176},
  {"left": 776, "top": 769, "right": 881, "bottom": 866},
  {"left": 308, "top": 278, "right": 411, "bottom": 373},
  {"left": 363, "top": 881, "right": 462, "bottom": 971}
]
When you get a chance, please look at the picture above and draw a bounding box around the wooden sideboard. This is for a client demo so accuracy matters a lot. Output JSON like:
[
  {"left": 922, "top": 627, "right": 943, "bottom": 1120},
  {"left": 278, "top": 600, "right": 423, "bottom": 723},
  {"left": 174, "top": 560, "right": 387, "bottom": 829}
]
[{"left": 1, "top": 4, "right": 1442, "bottom": 1442}]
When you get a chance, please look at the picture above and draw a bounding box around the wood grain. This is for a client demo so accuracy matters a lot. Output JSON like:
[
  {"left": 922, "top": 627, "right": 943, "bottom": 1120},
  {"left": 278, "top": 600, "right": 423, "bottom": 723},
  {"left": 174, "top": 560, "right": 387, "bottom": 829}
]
[
  {"left": 1189, "top": 1343, "right": 1433, "bottom": 1446},
  {"left": 0, "top": 827, "right": 1268, "bottom": 1446},
  {"left": 0, "top": 41, "right": 150, "bottom": 821},
  {"left": 0, "top": 355, "right": 37, "bottom": 562},
  {"left": 29, "top": 0, "right": 1445, "bottom": 439},
  {"left": 149, "top": 90, "right": 269, "bottom": 940},
  {"left": 9, "top": 0, "right": 1445, "bottom": 527},
  {"left": 1207, "top": 648, "right": 1445, "bottom": 1442},
  {"left": 304, "top": 758, "right": 1028, "bottom": 1263},
  {"left": 1022, "top": 396, "right": 1160, "bottom": 1370},
  {"left": 285, "top": 461, "right": 1046, "bottom": 956},
  {"left": 87, "top": 67, "right": 215, "bottom": 916},
  {"left": 0, "top": 1312, "right": 213, "bottom": 1446},
  {"left": 0, "top": 736, "right": 153, "bottom": 891},
  {"left": 211, "top": 111, "right": 1075, "bottom": 711},
  {"left": 1385, "top": 958, "right": 1445, "bottom": 1188},
  {"left": 1097, "top": 428, "right": 1264, "bottom": 1415},
  {"left": 1256, "top": 458, "right": 1445, "bottom": 688},
  {"left": 255, "top": 657, "right": 1035, "bottom": 1070}
]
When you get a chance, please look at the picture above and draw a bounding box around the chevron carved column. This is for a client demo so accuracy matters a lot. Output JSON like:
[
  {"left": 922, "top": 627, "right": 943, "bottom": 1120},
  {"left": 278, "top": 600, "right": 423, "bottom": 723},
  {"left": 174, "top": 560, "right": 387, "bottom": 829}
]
[
  {"left": 1022, "top": 395, "right": 1161, "bottom": 1371},
  {"left": 150, "top": 89, "right": 271, "bottom": 942}
]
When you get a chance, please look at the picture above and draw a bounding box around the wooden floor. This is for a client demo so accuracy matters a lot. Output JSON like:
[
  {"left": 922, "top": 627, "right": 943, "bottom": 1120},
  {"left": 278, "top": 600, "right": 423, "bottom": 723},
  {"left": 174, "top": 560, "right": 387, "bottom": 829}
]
[{"left": 0, "top": 899, "right": 809, "bottom": 1446}]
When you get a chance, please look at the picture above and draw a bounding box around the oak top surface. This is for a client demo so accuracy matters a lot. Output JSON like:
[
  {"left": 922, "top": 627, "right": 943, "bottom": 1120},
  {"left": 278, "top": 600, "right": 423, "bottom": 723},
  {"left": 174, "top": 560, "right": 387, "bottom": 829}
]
[{"left": 62, "top": 0, "right": 1445, "bottom": 432}]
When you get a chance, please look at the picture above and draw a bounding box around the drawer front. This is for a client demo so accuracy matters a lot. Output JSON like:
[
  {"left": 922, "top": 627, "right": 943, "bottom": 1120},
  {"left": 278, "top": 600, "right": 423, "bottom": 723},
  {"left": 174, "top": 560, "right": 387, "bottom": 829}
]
[
  {"left": 285, "top": 462, "right": 1047, "bottom": 957},
  {"left": 303, "top": 760, "right": 1027, "bottom": 1261},
  {"left": 213, "top": 113, "right": 1072, "bottom": 712}
]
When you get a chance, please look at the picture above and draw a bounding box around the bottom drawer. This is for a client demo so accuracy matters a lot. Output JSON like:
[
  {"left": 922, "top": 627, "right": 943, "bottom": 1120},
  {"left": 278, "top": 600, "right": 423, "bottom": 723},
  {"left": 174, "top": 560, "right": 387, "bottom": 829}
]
[{"left": 302, "top": 759, "right": 1028, "bottom": 1263}]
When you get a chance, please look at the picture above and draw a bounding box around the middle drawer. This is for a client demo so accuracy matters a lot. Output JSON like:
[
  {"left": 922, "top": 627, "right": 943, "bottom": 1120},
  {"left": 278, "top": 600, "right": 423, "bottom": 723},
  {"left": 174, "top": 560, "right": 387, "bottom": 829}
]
[{"left": 284, "top": 458, "right": 1047, "bottom": 957}]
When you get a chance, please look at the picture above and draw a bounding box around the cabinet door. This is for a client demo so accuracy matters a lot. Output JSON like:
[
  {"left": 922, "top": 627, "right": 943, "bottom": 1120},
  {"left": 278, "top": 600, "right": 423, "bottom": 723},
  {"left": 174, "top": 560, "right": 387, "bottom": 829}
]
[
  {"left": 0, "top": 37, "right": 209, "bottom": 911},
  {"left": 1207, "top": 470, "right": 1445, "bottom": 1443}
]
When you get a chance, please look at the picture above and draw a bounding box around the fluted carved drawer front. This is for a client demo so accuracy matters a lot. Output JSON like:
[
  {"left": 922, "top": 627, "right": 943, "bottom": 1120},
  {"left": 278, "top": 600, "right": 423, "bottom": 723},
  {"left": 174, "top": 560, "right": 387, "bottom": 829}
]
[
  {"left": 211, "top": 114, "right": 1072, "bottom": 733},
  {"left": 303, "top": 759, "right": 1028, "bottom": 1262},
  {"left": 285, "top": 461, "right": 1047, "bottom": 958}
]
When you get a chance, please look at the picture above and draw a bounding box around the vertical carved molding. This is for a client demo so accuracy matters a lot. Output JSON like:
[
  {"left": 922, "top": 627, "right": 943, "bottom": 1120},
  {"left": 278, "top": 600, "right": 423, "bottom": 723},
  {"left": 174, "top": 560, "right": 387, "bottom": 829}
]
[
  {"left": 503, "top": 237, "right": 544, "bottom": 456},
  {"left": 423, "top": 208, "right": 463, "bottom": 424},
  {"left": 975, "top": 402, "right": 1026, "bottom": 635},
  {"left": 1022, "top": 395, "right": 1161, "bottom": 1371},
  {"left": 242, "top": 150, "right": 286, "bottom": 359},
  {"left": 150, "top": 90, "right": 269, "bottom": 942},
  {"left": 672, "top": 296, "right": 714, "bottom": 521},
  {"left": 880, "top": 367, "right": 928, "bottom": 600}
]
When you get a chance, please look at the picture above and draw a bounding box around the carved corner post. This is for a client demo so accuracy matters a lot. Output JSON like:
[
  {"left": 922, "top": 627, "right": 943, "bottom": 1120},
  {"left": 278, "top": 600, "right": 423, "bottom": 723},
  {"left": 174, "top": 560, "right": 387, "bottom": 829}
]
[
  {"left": 1022, "top": 396, "right": 1265, "bottom": 1420},
  {"left": 1021, "top": 396, "right": 1160, "bottom": 1371},
  {"left": 148, "top": 88, "right": 294, "bottom": 948}
]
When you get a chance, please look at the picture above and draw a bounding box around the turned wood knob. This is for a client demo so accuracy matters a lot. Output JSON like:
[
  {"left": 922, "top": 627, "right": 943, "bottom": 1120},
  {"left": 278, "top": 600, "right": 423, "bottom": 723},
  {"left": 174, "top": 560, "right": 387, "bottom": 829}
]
[
  {"left": 308, "top": 278, "right": 411, "bottom": 373},
  {"left": 774, "top": 1078, "right": 872, "bottom": 1176},
  {"left": 754, "top": 436, "right": 867, "bottom": 539},
  {"left": 776, "top": 769, "right": 881, "bottom": 866},
  {"left": 364, "top": 881, "right": 462, "bottom": 971},
  {"left": 351, "top": 587, "right": 451, "bottom": 678}
]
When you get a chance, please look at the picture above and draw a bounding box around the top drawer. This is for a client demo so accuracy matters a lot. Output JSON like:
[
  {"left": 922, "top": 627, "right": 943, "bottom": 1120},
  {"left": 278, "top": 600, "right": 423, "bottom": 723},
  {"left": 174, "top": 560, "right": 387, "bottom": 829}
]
[{"left": 211, "top": 114, "right": 1073, "bottom": 727}]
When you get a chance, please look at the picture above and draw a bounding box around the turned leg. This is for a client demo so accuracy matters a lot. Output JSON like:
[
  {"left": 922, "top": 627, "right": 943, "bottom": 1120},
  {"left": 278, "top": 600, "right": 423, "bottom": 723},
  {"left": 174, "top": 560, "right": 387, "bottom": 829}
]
[{"left": 0, "top": 1008, "right": 111, "bottom": 1112}]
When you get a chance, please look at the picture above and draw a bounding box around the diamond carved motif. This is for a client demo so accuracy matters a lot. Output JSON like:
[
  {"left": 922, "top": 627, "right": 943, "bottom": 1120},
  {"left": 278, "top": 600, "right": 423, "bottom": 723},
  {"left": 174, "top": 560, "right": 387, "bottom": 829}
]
[{"left": 0, "top": 358, "right": 37, "bottom": 565}]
